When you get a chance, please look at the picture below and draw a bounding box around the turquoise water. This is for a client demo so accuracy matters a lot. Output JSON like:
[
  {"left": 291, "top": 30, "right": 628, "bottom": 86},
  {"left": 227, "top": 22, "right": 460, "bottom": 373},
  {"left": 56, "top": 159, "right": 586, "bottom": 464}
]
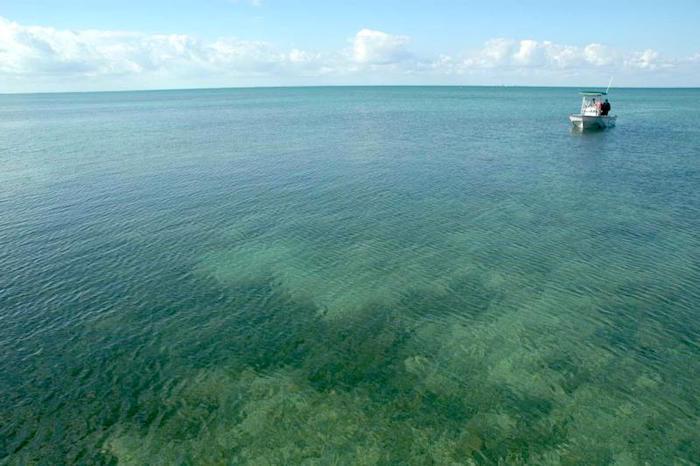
[{"left": 1, "top": 87, "right": 699, "bottom": 465}]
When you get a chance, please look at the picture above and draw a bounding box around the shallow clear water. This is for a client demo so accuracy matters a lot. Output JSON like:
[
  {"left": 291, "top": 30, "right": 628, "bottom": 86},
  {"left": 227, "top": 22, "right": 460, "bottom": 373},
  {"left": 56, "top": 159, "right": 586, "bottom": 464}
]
[{"left": 1, "top": 87, "right": 699, "bottom": 465}]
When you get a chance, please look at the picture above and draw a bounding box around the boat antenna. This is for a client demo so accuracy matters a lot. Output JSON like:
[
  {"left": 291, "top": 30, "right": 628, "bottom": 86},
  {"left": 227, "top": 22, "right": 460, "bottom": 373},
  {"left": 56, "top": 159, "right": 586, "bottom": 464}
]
[{"left": 606, "top": 77, "right": 614, "bottom": 94}]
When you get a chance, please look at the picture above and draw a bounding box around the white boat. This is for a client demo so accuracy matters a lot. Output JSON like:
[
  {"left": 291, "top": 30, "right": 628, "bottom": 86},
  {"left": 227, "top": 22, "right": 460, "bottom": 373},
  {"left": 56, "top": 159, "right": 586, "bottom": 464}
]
[{"left": 569, "top": 91, "right": 616, "bottom": 130}]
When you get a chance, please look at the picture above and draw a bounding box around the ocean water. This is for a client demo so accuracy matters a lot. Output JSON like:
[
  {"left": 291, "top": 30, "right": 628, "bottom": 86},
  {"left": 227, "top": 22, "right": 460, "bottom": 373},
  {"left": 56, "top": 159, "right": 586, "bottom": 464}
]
[{"left": 0, "top": 87, "right": 699, "bottom": 465}]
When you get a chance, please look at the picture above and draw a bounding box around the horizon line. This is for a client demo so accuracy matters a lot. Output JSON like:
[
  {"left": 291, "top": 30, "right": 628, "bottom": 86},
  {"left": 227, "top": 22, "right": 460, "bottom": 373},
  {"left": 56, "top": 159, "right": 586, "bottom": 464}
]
[{"left": 3, "top": 83, "right": 700, "bottom": 97}]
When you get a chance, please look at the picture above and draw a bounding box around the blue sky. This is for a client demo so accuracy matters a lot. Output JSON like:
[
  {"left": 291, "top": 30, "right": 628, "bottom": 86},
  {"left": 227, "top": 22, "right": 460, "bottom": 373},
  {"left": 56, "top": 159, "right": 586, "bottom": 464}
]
[{"left": 2, "top": 0, "right": 699, "bottom": 92}]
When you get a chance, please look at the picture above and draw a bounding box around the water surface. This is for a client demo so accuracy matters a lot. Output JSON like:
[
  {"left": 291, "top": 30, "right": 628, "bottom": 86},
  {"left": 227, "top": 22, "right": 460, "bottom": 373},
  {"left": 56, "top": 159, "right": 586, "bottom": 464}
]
[{"left": 1, "top": 87, "right": 699, "bottom": 464}]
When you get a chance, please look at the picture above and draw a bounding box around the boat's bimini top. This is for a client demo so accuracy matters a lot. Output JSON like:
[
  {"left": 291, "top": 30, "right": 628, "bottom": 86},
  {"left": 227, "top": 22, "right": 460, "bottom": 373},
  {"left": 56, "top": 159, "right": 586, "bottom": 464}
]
[{"left": 579, "top": 91, "right": 607, "bottom": 96}]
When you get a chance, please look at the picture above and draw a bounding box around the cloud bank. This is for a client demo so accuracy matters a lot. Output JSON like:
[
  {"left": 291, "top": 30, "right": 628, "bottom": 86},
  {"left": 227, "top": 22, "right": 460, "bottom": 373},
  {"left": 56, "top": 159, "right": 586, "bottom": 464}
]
[
  {"left": 0, "top": 17, "right": 696, "bottom": 92},
  {"left": 352, "top": 28, "right": 411, "bottom": 65}
]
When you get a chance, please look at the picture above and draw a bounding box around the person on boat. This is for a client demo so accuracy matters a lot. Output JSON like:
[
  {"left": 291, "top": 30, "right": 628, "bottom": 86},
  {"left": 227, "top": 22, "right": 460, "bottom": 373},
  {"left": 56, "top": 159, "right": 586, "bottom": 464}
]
[
  {"left": 586, "top": 97, "right": 598, "bottom": 113},
  {"left": 596, "top": 99, "right": 603, "bottom": 115},
  {"left": 601, "top": 99, "right": 611, "bottom": 116}
]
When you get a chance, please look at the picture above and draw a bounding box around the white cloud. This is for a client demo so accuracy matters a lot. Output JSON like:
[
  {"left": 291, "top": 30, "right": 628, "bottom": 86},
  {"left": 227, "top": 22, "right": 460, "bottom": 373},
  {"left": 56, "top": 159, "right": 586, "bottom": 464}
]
[
  {"left": 583, "top": 43, "right": 617, "bottom": 66},
  {"left": 439, "top": 39, "right": 678, "bottom": 75},
  {"left": 625, "top": 49, "right": 667, "bottom": 69},
  {"left": 351, "top": 28, "right": 411, "bottom": 65},
  {"left": 0, "top": 16, "right": 697, "bottom": 92},
  {"left": 479, "top": 38, "right": 515, "bottom": 67},
  {"left": 0, "top": 16, "right": 318, "bottom": 82},
  {"left": 513, "top": 40, "right": 544, "bottom": 66},
  {"left": 461, "top": 40, "right": 618, "bottom": 70},
  {"left": 0, "top": 17, "right": 200, "bottom": 76}
]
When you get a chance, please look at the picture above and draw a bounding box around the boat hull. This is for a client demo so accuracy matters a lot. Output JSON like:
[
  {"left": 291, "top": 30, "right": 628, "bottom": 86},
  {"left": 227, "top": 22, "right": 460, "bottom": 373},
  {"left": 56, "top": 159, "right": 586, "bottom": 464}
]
[{"left": 569, "top": 114, "right": 617, "bottom": 130}]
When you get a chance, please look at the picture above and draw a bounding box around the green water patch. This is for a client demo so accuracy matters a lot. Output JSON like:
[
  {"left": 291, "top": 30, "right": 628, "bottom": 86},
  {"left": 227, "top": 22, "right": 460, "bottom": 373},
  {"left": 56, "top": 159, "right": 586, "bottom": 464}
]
[
  {"left": 76, "top": 268, "right": 695, "bottom": 465},
  {"left": 5, "top": 207, "right": 697, "bottom": 464},
  {"left": 174, "top": 188, "right": 700, "bottom": 464},
  {"left": 196, "top": 233, "right": 479, "bottom": 322}
]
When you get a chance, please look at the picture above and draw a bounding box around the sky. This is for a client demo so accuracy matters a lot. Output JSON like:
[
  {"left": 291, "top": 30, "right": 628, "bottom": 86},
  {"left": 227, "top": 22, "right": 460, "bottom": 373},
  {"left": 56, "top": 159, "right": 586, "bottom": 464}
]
[{"left": 1, "top": 0, "right": 699, "bottom": 92}]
